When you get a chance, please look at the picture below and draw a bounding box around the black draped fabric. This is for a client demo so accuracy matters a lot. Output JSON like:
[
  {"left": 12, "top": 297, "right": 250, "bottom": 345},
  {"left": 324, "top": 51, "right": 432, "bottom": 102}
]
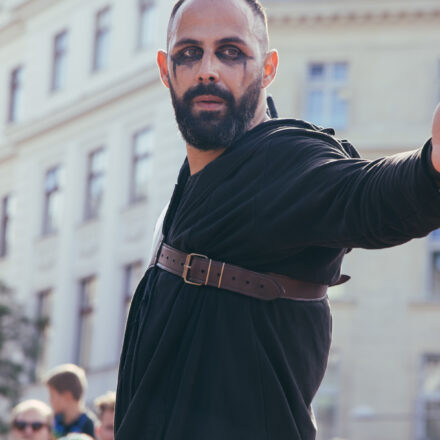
[{"left": 115, "top": 119, "right": 440, "bottom": 440}]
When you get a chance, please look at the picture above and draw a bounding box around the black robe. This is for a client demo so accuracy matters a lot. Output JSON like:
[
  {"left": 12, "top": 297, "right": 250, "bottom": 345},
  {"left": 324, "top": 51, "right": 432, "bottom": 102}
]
[{"left": 115, "top": 119, "right": 440, "bottom": 440}]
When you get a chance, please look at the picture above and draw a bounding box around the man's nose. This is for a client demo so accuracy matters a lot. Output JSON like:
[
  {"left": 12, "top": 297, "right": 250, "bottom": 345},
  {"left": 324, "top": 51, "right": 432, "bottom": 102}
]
[{"left": 197, "top": 53, "right": 219, "bottom": 83}]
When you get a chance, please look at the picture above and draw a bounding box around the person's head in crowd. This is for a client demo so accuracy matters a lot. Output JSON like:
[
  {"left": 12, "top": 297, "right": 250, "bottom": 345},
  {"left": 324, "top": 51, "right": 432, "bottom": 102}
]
[
  {"left": 44, "top": 364, "right": 87, "bottom": 415},
  {"left": 10, "top": 399, "right": 53, "bottom": 440},
  {"left": 58, "top": 435, "right": 93, "bottom": 440},
  {"left": 94, "top": 392, "right": 115, "bottom": 440}
]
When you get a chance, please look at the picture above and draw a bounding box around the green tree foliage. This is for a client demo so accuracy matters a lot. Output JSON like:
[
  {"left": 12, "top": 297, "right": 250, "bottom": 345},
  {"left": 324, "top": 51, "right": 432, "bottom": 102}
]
[{"left": 0, "top": 281, "right": 37, "bottom": 434}]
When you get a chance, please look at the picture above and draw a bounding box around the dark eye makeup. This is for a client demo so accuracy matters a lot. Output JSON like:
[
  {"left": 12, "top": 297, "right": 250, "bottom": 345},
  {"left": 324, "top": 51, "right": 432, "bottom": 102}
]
[{"left": 171, "top": 45, "right": 251, "bottom": 68}]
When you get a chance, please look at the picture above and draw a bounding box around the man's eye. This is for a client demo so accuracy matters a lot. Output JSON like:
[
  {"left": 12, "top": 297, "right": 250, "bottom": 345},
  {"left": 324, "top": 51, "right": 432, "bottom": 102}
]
[
  {"left": 218, "top": 47, "right": 242, "bottom": 59},
  {"left": 181, "top": 47, "right": 202, "bottom": 58}
]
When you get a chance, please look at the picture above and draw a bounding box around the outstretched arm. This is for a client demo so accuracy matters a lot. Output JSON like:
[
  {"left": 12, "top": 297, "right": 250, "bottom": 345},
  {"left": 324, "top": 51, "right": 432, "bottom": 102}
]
[{"left": 431, "top": 104, "right": 440, "bottom": 172}]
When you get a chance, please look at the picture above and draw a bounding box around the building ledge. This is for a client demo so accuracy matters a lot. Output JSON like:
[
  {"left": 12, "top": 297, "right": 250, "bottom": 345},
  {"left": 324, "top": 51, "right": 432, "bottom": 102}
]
[
  {"left": 267, "top": 0, "right": 440, "bottom": 26},
  {"left": 408, "top": 299, "right": 440, "bottom": 311},
  {"left": 4, "top": 63, "right": 160, "bottom": 146}
]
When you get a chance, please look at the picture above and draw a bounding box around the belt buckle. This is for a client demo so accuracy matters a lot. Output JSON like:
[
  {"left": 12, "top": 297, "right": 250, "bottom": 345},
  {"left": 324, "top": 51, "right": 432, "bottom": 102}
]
[{"left": 183, "top": 253, "right": 209, "bottom": 286}]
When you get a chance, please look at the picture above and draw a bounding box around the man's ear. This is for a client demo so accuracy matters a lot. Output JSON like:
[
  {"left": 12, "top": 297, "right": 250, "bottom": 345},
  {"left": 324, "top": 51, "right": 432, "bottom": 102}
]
[
  {"left": 261, "top": 49, "right": 278, "bottom": 89},
  {"left": 157, "top": 50, "right": 170, "bottom": 89}
]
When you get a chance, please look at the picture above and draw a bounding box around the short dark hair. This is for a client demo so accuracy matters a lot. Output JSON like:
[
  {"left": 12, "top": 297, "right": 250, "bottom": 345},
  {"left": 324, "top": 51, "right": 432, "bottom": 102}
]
[
  {"left": 45, "top": 363, "right": 87, "bottom": 401},
  {"left": 167, "top": 0, "right": 269, "bottom": 52}
]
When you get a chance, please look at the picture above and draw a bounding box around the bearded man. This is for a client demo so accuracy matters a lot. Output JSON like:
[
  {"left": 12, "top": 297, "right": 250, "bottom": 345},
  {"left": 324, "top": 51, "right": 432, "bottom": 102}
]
[{"left": 115, "top": 0, "right": 440, "bottom": 438}]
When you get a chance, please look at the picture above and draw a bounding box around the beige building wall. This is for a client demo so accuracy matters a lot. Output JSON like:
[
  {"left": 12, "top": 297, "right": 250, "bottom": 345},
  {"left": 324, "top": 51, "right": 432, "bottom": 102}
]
[
  {"left": 265, "top": 1, "right": 440, "bottom": 439},
  {"left": 0, "top": 0, "right": 185, "bottom": 405}
]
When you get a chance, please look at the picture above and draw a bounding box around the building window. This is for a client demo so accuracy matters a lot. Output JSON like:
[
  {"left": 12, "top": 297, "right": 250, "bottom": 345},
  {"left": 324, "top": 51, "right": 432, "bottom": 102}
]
[
  {"left": 138, "top": 0, "right": 157, "bottom": 49},
  {"left": 75, "top": 276, "right": 97, "bottom": 368},
  {"left": 314, "top": 351, "right": 340, "bottom": 440},
  {"left": 417, "top": 354, "right": 440, "bottom": 440},
  {"left": 93, "top": 7, "right": 111, "bottom": 72},
  {"left": 32, "top": 289, "right": 52, "bottom": 380},
  {"left": 428, "top": 230, "right": 440, "bottom": 300},
  {"left": 131, "top": 128, "right": 153, "bottom": 203},
  {"left": 8, "top": 66, "right": 24, "bottom": 123},
  {"left": 42, "top": 166, "right": 63, "bottom": 235},
  {"left": 51, "top": 30, "right": 68, "bottom": 92},
  {"left": 305, "top": 62, "right": 349, "bottom": 130},
  {"left": 85, "top": 148, "right": 106, "bottom": 220},
  {"left": 0, "top": 195, "right": 11, "bottom": 258}
]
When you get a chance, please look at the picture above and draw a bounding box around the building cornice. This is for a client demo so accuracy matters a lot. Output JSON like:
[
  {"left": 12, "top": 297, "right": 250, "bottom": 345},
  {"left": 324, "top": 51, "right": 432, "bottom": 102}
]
[
  {"left": 267, "top": 0, "right": 440, "bottom": 26},
  {"left": 3, "top": 64, "right": 161, "bottom": 147},
  {"left": 0, "top": 0, "right": 72, "bottom": 42}
]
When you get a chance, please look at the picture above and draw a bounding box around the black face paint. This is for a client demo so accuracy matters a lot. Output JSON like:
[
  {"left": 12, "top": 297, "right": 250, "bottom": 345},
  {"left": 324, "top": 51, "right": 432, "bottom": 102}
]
[
  {"left": 170, "top": 47, "right": 203, "bottom": 77},
  {"left": 170, "top": 46, "right": 253, "bottom": 77}
]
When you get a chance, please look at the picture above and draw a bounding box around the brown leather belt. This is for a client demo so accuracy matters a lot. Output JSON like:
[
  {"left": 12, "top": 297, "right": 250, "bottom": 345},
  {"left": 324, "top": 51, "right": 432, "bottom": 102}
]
[{"left": 156, "top": 243, "right": 328, "bottom": 301}]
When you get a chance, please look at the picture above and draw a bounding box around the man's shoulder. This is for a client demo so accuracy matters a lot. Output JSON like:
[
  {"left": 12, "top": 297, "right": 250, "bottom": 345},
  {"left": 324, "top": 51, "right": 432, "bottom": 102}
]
[
  {"left": 79, "top": 410, "right": 96, "bottom": 425},
  {"left": 255, "top": 118, "right": 359, "bottom": 159}
]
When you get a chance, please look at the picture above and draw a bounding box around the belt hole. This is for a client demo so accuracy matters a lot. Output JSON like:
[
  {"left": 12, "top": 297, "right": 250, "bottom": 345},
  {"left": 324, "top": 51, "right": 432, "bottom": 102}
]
[
  {"left": 232, "top": 276, "right": 236, "bottom": 281},
  {"left": 201, "top": 269, "right": 205, "bottom": 274},
  {"left": 173, "top": 259, "right": 175, "bottom": 262},
  {"left": 260, "top": 284, "right": 264, "bottom": 288},
  {"left": 166, "top": 256, "right": 169, "bottom": 260},
  {"left": 246, "top": 280, "right": 250, "bottom": 285},
  {"left": 217, "top": 273, "right": 220, "bottom": 277}
]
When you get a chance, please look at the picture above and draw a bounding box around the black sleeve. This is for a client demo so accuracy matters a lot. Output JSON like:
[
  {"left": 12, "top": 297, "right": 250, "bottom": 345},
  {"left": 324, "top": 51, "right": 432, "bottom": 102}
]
[{"left": 256, "top": 134, "right": 440, "bottom": 250}]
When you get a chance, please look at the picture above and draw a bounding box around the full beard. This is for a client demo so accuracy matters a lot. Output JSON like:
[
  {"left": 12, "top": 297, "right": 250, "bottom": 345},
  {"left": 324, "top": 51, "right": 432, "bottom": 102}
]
[{"left": 169, "top": 77, "right": 262, "bottom": 151}]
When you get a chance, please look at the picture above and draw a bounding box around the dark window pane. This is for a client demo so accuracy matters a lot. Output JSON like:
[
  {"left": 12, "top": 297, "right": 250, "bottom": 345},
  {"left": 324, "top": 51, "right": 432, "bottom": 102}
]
[
  {"left": 76, "top": 277, "right": 97, "bottom": 368},
  {"left": 309, "top": 63, "right": 325, "bottom": 81},
  {"left": 131, "top": 129, "right": 153, "bottom": 202},
  {"left": 52, "top": 31, "right": 68, "bottom": 91},
  {"left": 431, "top": 252, "right": 440, "bottom": 299},
  {"left": 43, "top": 166, "right": 62, "bottom": 235},
  {"left": 0, "top": 195, "right": 11, "bottom": 257},
  {"left": 85, "top": 149, "right": 106, "bottom": 220},
  {"left": 9, "top": 67, "right": 24, "bottom": 123},
  {"left": 93, "top": 7, "right": 111, "bottom": 71},
  {"left": 32, "top": 290, "right": 52, "bottom": 380}
]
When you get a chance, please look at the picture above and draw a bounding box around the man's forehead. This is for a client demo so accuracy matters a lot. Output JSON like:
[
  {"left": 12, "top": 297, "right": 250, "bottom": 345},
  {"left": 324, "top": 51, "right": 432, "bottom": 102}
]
[{"left": 168, "top": 0, "right": 260, "bottom": 49}]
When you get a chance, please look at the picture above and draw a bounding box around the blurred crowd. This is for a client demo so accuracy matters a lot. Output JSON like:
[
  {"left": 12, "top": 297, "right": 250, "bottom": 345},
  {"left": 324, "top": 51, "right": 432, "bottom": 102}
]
[{"left": 9, "top": 364, "right": 115, "bottom": 440}]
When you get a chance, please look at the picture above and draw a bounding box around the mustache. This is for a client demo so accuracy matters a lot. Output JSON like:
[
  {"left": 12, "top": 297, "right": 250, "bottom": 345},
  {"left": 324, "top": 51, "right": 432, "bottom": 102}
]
[{"left": 182, "top": 83, "right": 235, "bottom": 106}]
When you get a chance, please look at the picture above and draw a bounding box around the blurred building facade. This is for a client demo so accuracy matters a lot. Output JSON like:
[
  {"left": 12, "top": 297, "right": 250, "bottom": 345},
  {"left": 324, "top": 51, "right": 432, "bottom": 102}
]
[{"left": 0, "top": 0, "right": 439, "bottom": 439}]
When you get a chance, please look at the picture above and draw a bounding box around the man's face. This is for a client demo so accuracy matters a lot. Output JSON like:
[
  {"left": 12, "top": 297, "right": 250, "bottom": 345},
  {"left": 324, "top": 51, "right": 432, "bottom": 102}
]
[
  {"left": 96, "top": 410, "right": 114, "bottom": 440},
  {"left": 48, "top": 387, "right": 66, "bottom": 414},
  {"left": 162, "top": 0, "right": 268, "bottom": 150},
  {"left": 11, "top": 409, "right": 51, "bottom": 440}
]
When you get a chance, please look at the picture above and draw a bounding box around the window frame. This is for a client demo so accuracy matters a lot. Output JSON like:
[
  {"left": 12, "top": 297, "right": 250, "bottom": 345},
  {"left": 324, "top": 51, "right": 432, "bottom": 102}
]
[
  {"left": 51, "top": 30, "right": 68, "bottom": 92},
  {"left": 92, "top": 6, "right": 112, "bottom": 72},
  {"left": 8, "top": 66, "right": 24, "bottom": 123},
  {"left": 84, "top": 147, "right": 106, "bottom": 221},
  {"left": 32, "top": 289, "right": 52, "bottom": 380},
  {"left": 426, "top": 231, "right": 440, "bottom": 301},
  {"left": 416, "top": 353, "right": 440, "bottom": 440},
  {"left": 75, "top": 276, "right": 97, "bottom": 369},
  {"left": 130, "top": 127, "right": 153, "bottom": 204},
  {"left": 304, "top": 61, "right": 349, "bottom": 130},
  {"left": 0, "top": 195, "right": 11, "bottom": 258},
  {"left": 42, "top": 165, "right": 62, "bottom": 235}
]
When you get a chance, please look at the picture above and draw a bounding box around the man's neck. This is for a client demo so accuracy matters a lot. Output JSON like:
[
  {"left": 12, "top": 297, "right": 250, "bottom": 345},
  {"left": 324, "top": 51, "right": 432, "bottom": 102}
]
[
  {"left": 61, "top": 405, "right": 83, "bottom": 425},
  {"left": 186, "top": 113, "right": 270, "bottom": 176}
]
